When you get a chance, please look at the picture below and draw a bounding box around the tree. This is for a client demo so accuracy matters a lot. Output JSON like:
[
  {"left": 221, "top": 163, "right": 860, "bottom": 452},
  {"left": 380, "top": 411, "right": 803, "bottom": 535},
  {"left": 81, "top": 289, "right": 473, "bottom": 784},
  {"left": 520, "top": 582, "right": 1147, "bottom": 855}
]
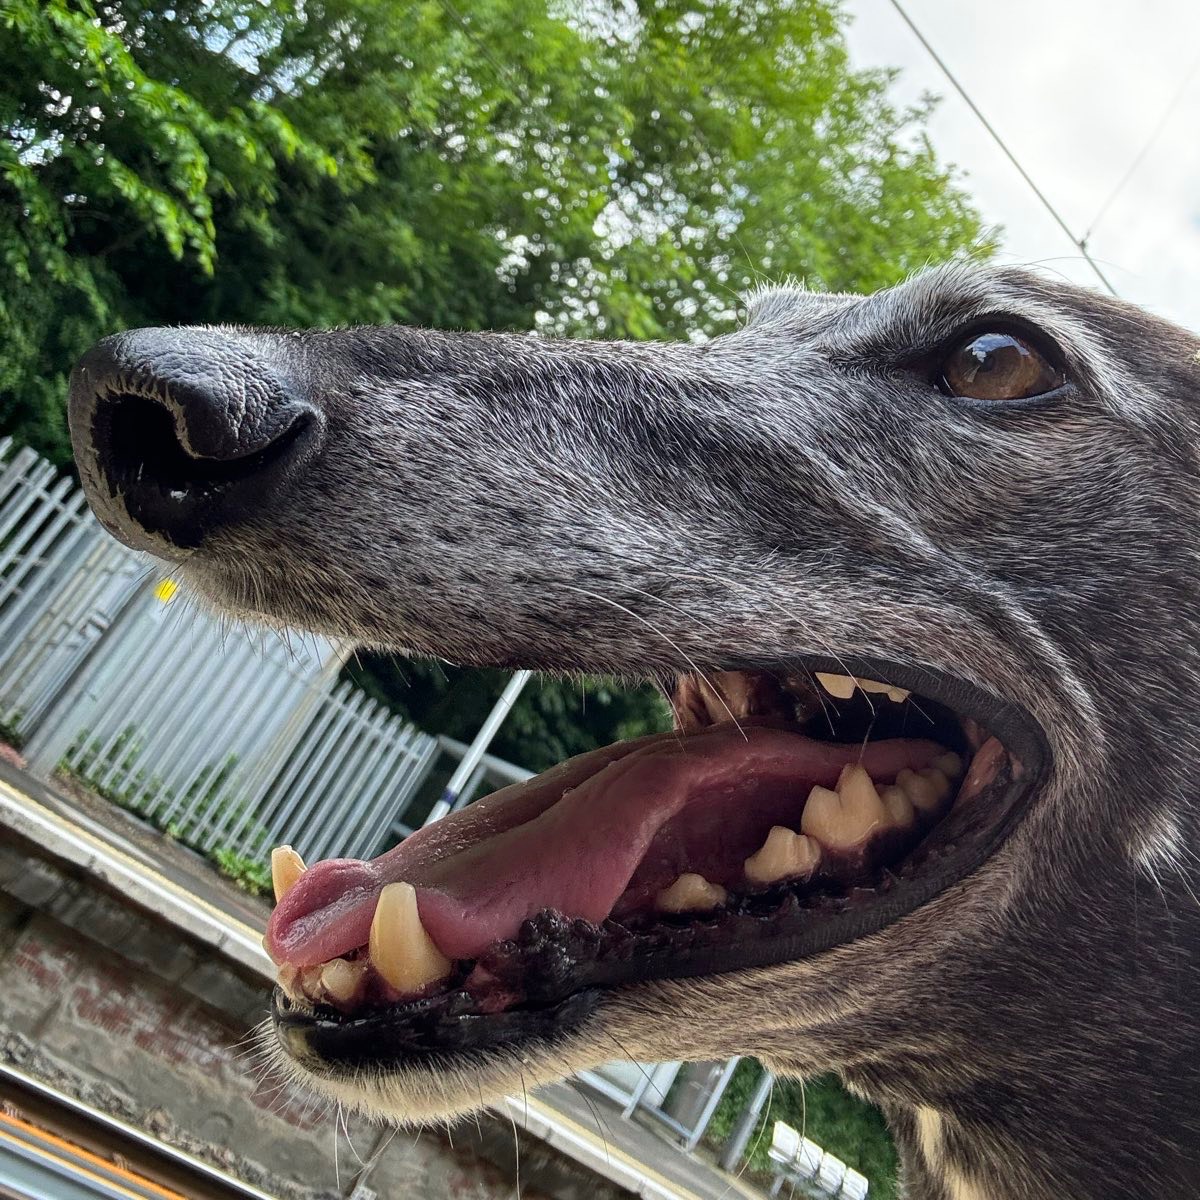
[
  {"left": 1, "top": 0, "right": 993, "bottom": 467},
  {"left": 347, "top": 656, "right": 671, "bottom": 774}
]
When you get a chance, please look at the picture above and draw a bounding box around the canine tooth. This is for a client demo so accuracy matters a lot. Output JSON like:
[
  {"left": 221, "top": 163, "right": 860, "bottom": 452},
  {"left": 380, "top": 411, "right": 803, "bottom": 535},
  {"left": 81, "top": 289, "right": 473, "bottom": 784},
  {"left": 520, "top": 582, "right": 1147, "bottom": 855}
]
[
  {"left": 744, "top": 827, "right": 820, "bottom": 885},
  {"left": 932, "top": 752, "right": 964, "bottom": 780},
  {"left": 656, "top": 873, "right": 729, "bottom": 913},
  {"left": 896, "top": 768, "right": 943, "bottom": 814},
  {"left": 271, "top": 845, "right": 306, "bottom": 902},
  {"left": 368, "top": 882, "right": 452, "bottom": 994},
  {"left": 816, "top": 672, "right": 857, "bottom": 700},
  {"left": 919, "top": 767, "right": 953, "bottom": 804},
  {"left": 881, "top": 785, "right": 916, "bottom": 829},
  {"left": 319, "top": 957, "right": 367, "bottom": 1004}
]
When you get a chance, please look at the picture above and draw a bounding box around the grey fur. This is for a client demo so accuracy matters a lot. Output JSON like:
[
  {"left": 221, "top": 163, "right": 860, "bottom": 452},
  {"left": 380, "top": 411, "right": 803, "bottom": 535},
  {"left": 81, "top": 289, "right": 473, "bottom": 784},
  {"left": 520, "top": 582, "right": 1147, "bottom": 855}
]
[{"left": 69, "top": 265, "right": 1200, "bottom": 1198}]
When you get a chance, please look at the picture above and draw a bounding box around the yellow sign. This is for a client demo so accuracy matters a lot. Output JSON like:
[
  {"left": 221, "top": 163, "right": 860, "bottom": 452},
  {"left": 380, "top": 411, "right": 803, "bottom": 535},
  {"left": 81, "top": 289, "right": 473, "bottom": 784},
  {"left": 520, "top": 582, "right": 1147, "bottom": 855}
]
[{"left": 154, "top": 579, "right": 179, "bottom": 603}]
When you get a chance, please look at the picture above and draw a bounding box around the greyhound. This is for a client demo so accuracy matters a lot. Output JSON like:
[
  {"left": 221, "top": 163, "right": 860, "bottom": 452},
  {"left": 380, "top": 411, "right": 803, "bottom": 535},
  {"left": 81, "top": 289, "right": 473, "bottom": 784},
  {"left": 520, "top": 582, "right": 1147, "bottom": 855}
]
[{"left": 68, "top": 264, "right": 1200, "bottom": 1199}]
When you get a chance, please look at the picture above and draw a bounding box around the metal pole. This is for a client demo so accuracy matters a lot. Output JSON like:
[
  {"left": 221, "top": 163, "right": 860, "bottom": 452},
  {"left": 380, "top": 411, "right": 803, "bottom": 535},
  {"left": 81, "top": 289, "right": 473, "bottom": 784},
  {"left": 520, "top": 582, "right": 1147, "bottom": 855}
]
[
  {"left": 422, "top": 669, "right": 532, "bottom": 826},
  {"left": 720, "top": 1066, "right": 775, "bottom": 1171}
]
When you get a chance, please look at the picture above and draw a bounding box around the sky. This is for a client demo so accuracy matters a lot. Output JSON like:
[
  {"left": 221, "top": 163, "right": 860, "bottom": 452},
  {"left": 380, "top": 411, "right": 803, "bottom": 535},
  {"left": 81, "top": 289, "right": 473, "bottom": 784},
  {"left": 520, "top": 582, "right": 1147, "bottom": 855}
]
[{"left": 843, "top": 0, "right": 1200, "bottom": 332}]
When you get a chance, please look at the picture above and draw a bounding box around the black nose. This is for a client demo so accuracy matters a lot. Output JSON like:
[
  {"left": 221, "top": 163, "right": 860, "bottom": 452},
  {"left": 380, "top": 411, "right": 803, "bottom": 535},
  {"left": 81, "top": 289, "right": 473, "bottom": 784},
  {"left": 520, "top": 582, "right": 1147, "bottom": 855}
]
[{"left": 69, "top": 328, "right": 322, "bottom": 553}]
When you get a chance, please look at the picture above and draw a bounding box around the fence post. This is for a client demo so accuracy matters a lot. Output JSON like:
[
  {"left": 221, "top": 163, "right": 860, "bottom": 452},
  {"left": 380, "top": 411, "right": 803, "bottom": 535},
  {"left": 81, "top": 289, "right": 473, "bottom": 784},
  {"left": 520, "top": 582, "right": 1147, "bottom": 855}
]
[{"left": 721, "top": 1065, "right": 775, "bottom": 1170}]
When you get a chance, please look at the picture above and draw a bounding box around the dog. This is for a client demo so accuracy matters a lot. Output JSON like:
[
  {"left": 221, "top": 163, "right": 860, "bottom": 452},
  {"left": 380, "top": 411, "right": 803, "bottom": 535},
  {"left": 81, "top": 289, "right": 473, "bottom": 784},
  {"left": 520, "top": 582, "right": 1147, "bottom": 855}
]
[{"left": 67, "top": 264, "right": 1200, "bottom": 1199}]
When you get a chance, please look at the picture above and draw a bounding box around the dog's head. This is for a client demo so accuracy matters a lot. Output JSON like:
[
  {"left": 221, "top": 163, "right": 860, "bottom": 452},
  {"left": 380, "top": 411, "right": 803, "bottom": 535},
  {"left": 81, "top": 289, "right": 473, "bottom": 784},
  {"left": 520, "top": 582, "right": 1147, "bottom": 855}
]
[{"left": 68, "top": 265, "right": 1200, "bottom": 1130}]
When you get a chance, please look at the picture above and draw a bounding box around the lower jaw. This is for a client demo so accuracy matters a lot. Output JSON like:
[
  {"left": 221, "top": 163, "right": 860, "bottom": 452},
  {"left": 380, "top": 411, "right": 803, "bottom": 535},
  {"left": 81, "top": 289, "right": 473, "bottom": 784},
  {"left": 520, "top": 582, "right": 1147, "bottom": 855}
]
[{"left": 270, "top": 665, "right": 1043, "bottom": 1073}]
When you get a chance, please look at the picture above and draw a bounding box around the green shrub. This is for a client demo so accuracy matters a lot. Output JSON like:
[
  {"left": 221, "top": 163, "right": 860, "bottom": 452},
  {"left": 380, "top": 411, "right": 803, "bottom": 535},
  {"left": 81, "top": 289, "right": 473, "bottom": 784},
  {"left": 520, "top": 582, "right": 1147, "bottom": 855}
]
[
  {"left": 213, "top": 848, "right": 272, "bottom": 897},
  {"left": 707, "top": 1060, "right": 899, "bottom": 1199}
]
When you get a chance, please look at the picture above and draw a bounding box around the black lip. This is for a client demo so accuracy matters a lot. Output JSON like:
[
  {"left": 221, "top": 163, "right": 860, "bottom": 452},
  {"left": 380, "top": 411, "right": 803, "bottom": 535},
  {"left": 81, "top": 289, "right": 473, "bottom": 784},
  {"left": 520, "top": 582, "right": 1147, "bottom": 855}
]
[
  {"left": 272, "top": 657, "right": 1050, "bottom": 1074},
  {"left": 273, "top": 987, "right": 602, "bottom": 1075}
]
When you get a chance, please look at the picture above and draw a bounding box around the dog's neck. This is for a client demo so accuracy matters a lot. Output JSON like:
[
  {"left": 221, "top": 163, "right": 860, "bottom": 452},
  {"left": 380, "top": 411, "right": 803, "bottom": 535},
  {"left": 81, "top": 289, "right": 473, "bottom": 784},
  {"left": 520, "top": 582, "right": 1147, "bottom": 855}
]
[{"left": 844, "top": 849, "right": 1200, "bottom": 1200}]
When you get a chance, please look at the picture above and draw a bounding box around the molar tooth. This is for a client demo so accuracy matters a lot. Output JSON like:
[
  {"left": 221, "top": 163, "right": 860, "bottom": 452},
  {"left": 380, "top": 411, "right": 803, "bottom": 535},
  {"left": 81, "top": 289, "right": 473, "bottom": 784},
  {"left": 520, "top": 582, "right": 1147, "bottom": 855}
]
[
  {"left": 271, "top": 845, "right": 306, "bottom": 902},
  {"left": 919, "top": 767, "right": 952, "bottom": 805},
  {"left": 656, "top": 873, "right": 729, "bottom": 913},
  {"left": 368, "top": 882, "right": 452, "bottom": 995},
  {"left": 319, "top": 957, "right": 367, "bottom": 1004},
  {"left": 744, "top": 826, "right": 820, "bottom": 886},
  {"left": 932, "top": 752, "right": 964, "bottom": 780},
  {"left": 881, "top": 785, "right": 916, "bottom": 829},
  {"left": 816, "top": 672, "right": 857, "bottom": 700},
  {"left": 855, "top": 678, "right": 889, "bottom": 694},
  {"left": 896, "top": 768, "right": 942, "bottom": 814}
]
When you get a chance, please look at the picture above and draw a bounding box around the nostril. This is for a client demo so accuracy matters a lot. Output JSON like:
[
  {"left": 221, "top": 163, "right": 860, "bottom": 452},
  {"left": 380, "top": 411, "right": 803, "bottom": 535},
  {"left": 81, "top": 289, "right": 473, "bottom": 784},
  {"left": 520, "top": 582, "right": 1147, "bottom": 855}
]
[
  {"left": 100, "top": 390, "right": 313, "bottom": 493},
  {"left": 69, "top": 327, "right": 324, "bottom": 553},
  {"left": 82, "top": 386, "right": 319, "bottom": 551}
]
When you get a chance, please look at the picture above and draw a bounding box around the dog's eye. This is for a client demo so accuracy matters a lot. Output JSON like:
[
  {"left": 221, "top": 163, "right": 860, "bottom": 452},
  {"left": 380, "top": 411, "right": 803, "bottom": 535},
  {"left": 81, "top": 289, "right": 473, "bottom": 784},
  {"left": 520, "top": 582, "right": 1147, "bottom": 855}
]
[{"left": 937, "top": 331, "right": 1065, "bottom": 401}]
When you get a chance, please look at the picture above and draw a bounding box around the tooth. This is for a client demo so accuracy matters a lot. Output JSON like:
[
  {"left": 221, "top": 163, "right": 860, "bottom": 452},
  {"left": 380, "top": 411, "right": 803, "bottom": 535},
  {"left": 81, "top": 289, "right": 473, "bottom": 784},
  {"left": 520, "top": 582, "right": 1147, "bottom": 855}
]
[
  {"left": 656, "top": 873, "right": 729, "bottom": 913},
  {"left": 800, "top": 785, "right": 844, "bottom": 845},
  {"left": 276, "top": 964, "right": 301, "bottom": 1000},
  {"left": 881, "top": 785, "right": 915, "bottom": 829},
  {"left": 852, "top": 678, "right": 911, "bottom": 703},
  {"left": 896, "top": 768, "right": 944, "bottom": 814},
  {"left": 816, "top": 672, "right": 857, "bottom": 700},
  {"left": 933, "top": 752, "right": 964, "bottom": 780},
  {"left": 744, "top": 827, "right": 821, "bottom": 885},
  {"left": 801, "top": 770, "right": 885, "bottom": 849},
  {"left": 837, "top": 764, "right": 888, "bottom": 833},
  {"left": 369, "top": 882, "right": 452, "bottom": 994},
  {"left": 320, "top": 957, "right": 367, "bottom": 1004},
  {"left": 297, "top": 964, "right": 324, "bottom": 1000},
  {"left": 271, "top": 845, "right": 306, "bottom": 902},
  {"left": 919, "top": 767, "right": 952, "bottom": 803},
  {"left": 693, "top": 677, "right": 726, "bottom": 725}
]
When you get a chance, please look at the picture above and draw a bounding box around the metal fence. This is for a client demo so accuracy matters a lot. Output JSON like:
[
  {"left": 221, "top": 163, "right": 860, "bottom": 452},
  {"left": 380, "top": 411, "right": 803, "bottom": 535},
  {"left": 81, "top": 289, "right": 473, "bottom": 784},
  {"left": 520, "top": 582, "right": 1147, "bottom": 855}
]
[{"left": 0, "top": 436, "right": 439, "bottom": 864}]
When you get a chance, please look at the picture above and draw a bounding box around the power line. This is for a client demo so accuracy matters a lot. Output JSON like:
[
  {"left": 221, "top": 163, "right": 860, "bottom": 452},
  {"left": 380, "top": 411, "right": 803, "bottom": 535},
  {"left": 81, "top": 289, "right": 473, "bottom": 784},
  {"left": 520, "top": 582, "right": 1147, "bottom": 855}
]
[
  {"left": 886, "top": 0, "right": 1119, "bottom": 297},
  {"left": 1082, "top": 49, "right": 1200, "bottom": 244}
]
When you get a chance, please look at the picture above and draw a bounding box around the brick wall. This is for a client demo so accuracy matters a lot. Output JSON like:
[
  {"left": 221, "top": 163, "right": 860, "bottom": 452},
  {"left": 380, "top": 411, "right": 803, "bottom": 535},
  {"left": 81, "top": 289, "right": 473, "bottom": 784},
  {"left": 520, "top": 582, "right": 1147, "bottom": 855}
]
[{"left": 0, "top": 836, "right": 629, "bottom": 1200}]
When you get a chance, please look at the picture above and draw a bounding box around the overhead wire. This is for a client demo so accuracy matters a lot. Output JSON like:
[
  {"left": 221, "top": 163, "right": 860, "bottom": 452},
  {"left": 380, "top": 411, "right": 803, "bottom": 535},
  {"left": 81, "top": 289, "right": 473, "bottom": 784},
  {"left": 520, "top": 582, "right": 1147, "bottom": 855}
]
[
  {"left": 1082, "top": 48, "right": 1200, "bottom": 245},
  {"left": 885, "top": 0, "right": 1120, "bottom": 296}
]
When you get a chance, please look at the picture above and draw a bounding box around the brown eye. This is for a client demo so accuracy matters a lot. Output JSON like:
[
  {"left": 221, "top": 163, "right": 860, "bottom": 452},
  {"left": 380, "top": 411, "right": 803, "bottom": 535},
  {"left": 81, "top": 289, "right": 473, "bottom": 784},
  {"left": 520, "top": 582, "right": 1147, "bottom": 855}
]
[{"left": 937, "top": 331, "right": 1065, "bottom": 401}]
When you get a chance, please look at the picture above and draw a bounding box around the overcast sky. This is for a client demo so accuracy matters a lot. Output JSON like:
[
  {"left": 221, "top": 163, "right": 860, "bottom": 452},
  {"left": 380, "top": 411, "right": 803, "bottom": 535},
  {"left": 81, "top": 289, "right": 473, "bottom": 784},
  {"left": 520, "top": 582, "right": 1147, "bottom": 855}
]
[{"left": 843, "top": 0, "right": 1200, "bottom": 332}]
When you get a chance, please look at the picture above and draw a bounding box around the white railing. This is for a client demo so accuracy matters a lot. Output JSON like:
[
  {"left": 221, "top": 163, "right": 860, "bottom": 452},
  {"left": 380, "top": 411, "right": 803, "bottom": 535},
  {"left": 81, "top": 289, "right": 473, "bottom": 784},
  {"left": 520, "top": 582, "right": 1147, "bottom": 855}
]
[{"left": 0, "top": 437, "right": 438, "bottom": 863}]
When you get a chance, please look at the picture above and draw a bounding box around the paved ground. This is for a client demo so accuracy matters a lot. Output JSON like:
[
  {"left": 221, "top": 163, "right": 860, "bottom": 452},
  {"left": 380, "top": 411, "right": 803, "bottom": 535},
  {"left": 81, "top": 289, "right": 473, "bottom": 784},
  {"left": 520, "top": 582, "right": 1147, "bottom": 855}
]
[
  {"left": 8, "top": 760, "right": 271, "bottom": 929},
  {"left": 0, "top": 760, "right": 762, "bottom": 1200}
]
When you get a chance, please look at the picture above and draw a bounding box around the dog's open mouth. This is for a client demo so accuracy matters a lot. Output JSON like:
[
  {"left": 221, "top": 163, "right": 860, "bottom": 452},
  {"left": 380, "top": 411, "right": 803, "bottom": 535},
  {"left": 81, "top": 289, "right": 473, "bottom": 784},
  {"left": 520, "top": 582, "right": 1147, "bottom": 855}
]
[{"left": 267, "top": 662, "right": 1047, "bottom": 1072}]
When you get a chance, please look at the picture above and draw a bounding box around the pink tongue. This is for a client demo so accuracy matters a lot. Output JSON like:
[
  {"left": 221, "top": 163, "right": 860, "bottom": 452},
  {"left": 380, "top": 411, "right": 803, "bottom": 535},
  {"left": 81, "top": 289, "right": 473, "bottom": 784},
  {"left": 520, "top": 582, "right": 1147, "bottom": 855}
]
[{"left": 264, "top": 726, "right": 941, "bottom": 966}]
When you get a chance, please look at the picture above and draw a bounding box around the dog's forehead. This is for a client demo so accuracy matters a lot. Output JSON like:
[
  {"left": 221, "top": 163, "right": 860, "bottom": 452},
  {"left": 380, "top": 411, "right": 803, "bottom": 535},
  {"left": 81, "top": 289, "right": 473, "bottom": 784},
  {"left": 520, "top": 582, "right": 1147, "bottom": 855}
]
[{"left": 743, "top": 263, "right": 1095, "bottom": 349}]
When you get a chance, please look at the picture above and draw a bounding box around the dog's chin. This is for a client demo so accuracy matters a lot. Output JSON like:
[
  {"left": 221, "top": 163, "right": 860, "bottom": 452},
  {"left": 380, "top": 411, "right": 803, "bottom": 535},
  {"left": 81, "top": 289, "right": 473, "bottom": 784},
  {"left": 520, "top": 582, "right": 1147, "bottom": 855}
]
[{"left": 259, "top": 657, "right": 1049, "bottom": 1123}]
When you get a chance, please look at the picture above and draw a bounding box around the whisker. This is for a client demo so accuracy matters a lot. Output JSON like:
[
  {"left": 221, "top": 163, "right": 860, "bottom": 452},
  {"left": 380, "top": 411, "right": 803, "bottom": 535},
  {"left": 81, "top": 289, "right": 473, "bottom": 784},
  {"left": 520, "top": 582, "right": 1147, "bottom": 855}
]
[{"left": 559, "top": 583, "right": 748, "bottom": 739}]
